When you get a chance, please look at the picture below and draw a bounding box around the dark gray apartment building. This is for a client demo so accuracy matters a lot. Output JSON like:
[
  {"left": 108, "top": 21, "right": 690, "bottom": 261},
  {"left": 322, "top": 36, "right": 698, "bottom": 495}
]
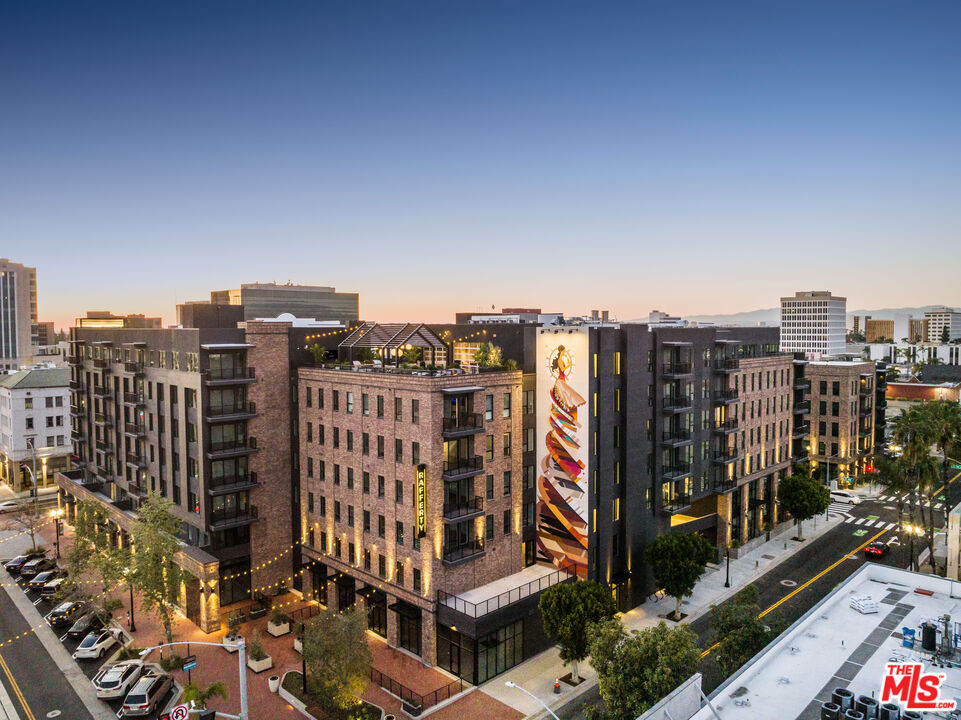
[{"left": 209, "top": 282, "right": 359, "bottom": 324}]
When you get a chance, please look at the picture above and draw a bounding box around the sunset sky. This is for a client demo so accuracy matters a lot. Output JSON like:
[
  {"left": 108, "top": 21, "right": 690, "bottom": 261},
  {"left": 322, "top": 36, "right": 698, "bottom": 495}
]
[{"left": 3, "top": 1, "right": 960, "bottom": 329}]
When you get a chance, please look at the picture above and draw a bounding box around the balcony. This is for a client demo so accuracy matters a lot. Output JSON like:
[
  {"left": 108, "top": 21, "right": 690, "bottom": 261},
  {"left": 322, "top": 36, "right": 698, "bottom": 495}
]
[
  {"left": 124, "top": 422, "right": 146, "bottom": 438},
  {"left": 69, "top": 380, "right": 82, "bottom": 390},
  {"left": 660, "top": 493, "right": 692, "bottom": 514},
  {"left": 859, "top": 385, "right": 872, "bottom": 397},
  {"left": 128, "top": 484, "right": 148, "bottom": 499},
  {"left": 93, "top": 358, "right": 110, "bottom": 370},
  {"left": 442, "top": 496, "right": 484, "bottom": 521},
  {"left": 876, "top": 398, "right": 888, "bottom": 409},
  {"left": 123, "top": 392, "right": 145, "bottom": 406},
  {"left": 712, "top": 450, "right": 737, "bottom": 465},
  {"left": 204, "top": 367, "right": 256, "bottom": 386},
  {"left": 794, "top": 377, "right": 811, "bottom": 390},
  {"left": 95, "top": 439, "right": 111, "bottom": 452},
  {"left": 859, "top": 405, "right": 872, "bottom": 418},
  {"left": 207, "top": 473, "right": 259, "bottom": 496},
  {"left": 123, "top": 361, "right": 144, "bottom": 375},
  {"left": 792, "top": 423, "right": 811, "bottom": 438},
  {"left": 93, "top": 386, "right": 112, "bottom": 399},
  {"left": 794, "top": 400, "right": 811, "bottom": 413},
  {"left": 69, "top": 403, "right": 82, "bottom": 414},
  {"left": 663, "top": 395, "right": 694, "bottom": 413},
  {"left": 661, "top": 428, "right": 693, "bottom": 447},
  {"left": 442, "top": 456, "right": 484, "bottom": 480},
  {"left": 209, "top": 505, "right": 259, "bottom": 530},
  {"left": 93, "top": 412, "right": 113, "bottom": 426},
  {"left": 714, "top": 357, "right": 740, "bottom": 372},
  {"left": 713, "top": 418, "right": 739, "bottom": 434},
  {"left": 442, "top": 413, "right": 484, "bottom": 438},
  {"left": 442, "top": 539, "right": 485, "bottom": 565},
  {"left": 125, "top": 452, "right": 146, "bottom": 469},
  {"left": 71, "top": 427, "right": 86, "bottom": 440},
  {"left": 713, "top": 473, "right": 737, "bottom": 493},
  {"left": 662, "top": 462, "right": 691, "bottom": 480},
  {"left": 714, "top": 388, "right": 739, "bottom": 404},
  {"left": 206, "top": 402, "right": 257, "bottom": 423},
  {"left": 206, "top": 438, "right": 258, "bottom": 460},
  {"left": 663, "top": 362, "right": 693, "bottom": 378}
]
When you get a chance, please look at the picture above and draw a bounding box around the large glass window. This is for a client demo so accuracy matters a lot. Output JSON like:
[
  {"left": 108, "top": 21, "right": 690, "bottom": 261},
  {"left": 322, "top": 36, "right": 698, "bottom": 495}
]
[
  {"left": 367, "top": 592, "right": 387, "bottom": 638},
  {"left": 437, "top": 625, "right": 475, "bottom": 683},
  {"left": 477, "top": 620, "right": 524, "bottom": 684},
  {"left": 219, "top": 557, "right": 251, "bottom": 606},
  {"left": 398, "top": 610, "right": 421, "bottom": 656}
]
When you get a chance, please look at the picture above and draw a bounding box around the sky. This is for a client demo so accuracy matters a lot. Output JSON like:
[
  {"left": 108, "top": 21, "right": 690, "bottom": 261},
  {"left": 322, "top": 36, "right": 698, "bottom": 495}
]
[{"left": 2, "top": 1, "right": 960, "bottom": 329}]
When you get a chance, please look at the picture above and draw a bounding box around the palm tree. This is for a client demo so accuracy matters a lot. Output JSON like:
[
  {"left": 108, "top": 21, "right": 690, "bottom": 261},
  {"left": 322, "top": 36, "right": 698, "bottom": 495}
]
[
  {"left": 873, "top": 454, "right": 913, "bottom": 530},
  {"left": 181, "top": 680, "right": 227, "bottom": 709},
  {"left": 925, "top": 401, "right": 961, "bottom": 484}
]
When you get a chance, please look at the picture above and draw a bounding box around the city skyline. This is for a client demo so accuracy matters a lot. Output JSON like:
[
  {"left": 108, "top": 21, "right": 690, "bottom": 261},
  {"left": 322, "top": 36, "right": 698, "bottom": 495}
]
[{"left": 4, "top": 1, "right": 960, "bottom": 327}]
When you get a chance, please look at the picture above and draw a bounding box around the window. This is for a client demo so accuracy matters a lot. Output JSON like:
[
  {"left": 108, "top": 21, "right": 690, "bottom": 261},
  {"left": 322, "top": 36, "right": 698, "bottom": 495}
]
[
  {"left": 364, "top": 549, "right": 371, "bottom": 571},
  {"left": 396, "top": 521, "right": 404, "bottom": 545},
  {"left": 503, "top": 471, "right": 511, "bottom": 496},
  {"left": 412, "top": 441, "right": 420, "bottom": 465},
  {"left": 347, "top": 467, "right": 354, "bottom": 489},
  {"left": 334, "top": 501, "right": 341, "bottom": 522},
  {"left": 363, "top": 471, "right": 370, "bottom": 494},
  {"left": 396, "top": 479, "right": 403, "bottom": 504},
  {"left": 395, "top": 397, "right": 402, "bottom": 421},
  {"left": 24, "top": 398, "right": 33, "bottom": 410},
  {"left": 503, "top": 432, "right": 511, "bottom": 457},
  {"left": 523, "top": 465, "right": 535, "bottom": 490},
  {"left": 503, "top": 509, "right": 511, "bottom": 535},
  {"left": 45, "top": 397, "right": 53, "bottom": 408},
  {"left": 307, "top": 458, "right": 314, "bottom": 479},
  {"left": 411, "top": 399, "right": 419, "bottom": 424},
  {"left": 348, "top": 506, "right": 354, "bottom": 527},
  {"left": 362, "top": 393, "right": 369, "bottom": 416},
  {"left": 831, "top": 402, "right": 839, "bottom": 417},
  {"left": 378, "top": 515, "right": 385, "bottom": 538},
  {"left": 395, "top": 439, "right": 403, "bottom": 462},
  {"left": 377, "top": 395, "right": 384, "bottom": 418},
  {"left": 318, "top": 424, "right": 324, "bottom": 445},
  {"left": 378, "top": 555, "right": 386, "bottom": 578},
  {"left": 333, "top": 427, "right": 340, "bottom": 448},
  {"left": 523, "top": 427, "right": 534, "bottom": 452},
  {"left": 485, "top": 435, "right": 494, "bottom": 461},
  {"left": 364, "top": 510, "right": 370, "bottom": 532},
  {"left": 377, "top": 435, "right": 384, "bottom": 458},
  {"left": 378, "top": 475, "right": 385, "bottom": 497},
  {"left": 332, "top": 390, "right": 339, "bottom": 412},
  {"left": 319, "top": 460, "right": 326, "bottom": 481},
  {"left": 306, "top": 422, "right": 313, "bottom": 442},
  {"left": 362, "top": 433, "right": 369, "bottom": 455},
  {"left": 486, "top": 475, "right": 494, "bottom": 500},
  {"left": 395, "top": 562, "right": 405, "bottom": 586},
  {"left": 413, "top": 568, "right": 422, "bottom": 592},
  {"left": 334, "top": 464, "right": 341, "bottom": 485},
  {"left": 346, "top": 430, "right": 354, "bottom": 451},
  {"left": 503, "top": 393, "right": 511, "bottom": 418},
  {"left": 832, "top": 381, "right": 840, "bottom": 395},
  {"left": 346, "top": 392, "right": 354, "bottom": 414},
  {"left": 486, "top": 514, "right": 494, "bottom": 540},
  {"left": 305, "top": 387, "right": 312, "bottom": 408},
  {"left": 25, "top": 417, "right": 33, "bottom": 430},
  {"left": 485, "top": 394, "right": 493, "bottom": 421}
]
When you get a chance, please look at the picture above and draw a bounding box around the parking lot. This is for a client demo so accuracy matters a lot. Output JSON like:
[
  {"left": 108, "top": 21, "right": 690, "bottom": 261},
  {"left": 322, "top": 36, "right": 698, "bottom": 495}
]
[{"left": 11, "top": 565, "right": 178, "bottom": 719}]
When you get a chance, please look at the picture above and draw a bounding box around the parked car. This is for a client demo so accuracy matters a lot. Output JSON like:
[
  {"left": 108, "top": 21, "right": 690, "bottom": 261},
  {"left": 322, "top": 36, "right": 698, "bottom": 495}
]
[
  {"left": 26, "top": 568, "right": 65, "bottom": 591},
  {"left": 864, "top": 541, "right": 890, "bottom": 559},
  {"left": 41, "top": 576, "right": 75, "bottom": 599},
  {"left": 92, "top": 659, "right": 146, "bottom": 700},
  {"left": 68, "top": 611, "right": 109, "bottom": 639},
  {"left": 4, "top": 551, "right": 45, "bottom": 574},
  {"left": 830, "top": 490, "right": 861, "bottom": 505},
  {"left": 121, "top": 672, "right": 173, "bottom": 716},
  {"left": 72, "top": 627, "right": 122, "bottom": 660},
  {"left": 19, "top": 557, "right": 55, "bottom": 578},
  {"left": 0, "top": 500, "right": 21, "bottom": 513},
  {"left": 47, "top": 601, "right": 85, "bottom": 627}
]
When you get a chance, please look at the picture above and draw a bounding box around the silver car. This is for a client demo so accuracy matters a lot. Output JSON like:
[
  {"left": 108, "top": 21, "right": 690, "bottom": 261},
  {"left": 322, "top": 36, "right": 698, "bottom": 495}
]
[
  {"left": 121, "top": 672, "right": 173, "bottom": 716},
  {"left": 92, "top": 659, "right": 144, "bottom": 699}
]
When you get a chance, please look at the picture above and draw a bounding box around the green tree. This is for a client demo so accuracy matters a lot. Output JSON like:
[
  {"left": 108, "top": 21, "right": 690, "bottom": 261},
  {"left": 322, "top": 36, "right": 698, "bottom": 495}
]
[
  {"left": 307, "top": 344, "right": 327, "bottom": 364},
  {"left": 131, "top": 493, "right": 183, "bottom": 646},
  {"left": 473, "top": 342, "right": 503, "bottom": 368},
  {"left": 401, "top": 346, "right": 422, "bottom": 365},
  {"left": 942, "top": 327, "right": 950, "bottom": 344},
  {"left": 885, "top": 366, "right": 901, "bottom": 383},
  {"left": 356, "top": 348, "right": 376, "bottom": 364},
  {"left": 539, "top": 580, "right": 617, "bottom": 682},
  {"left": 181, "top": 680, "right": 227, "bottom": 709},
  {"left": 645, "top": 533, "right": 714, "bottom": 620},
  {"left": 873, "top": 453, "right": 914, "bottom": 530},
  {"left": 589, "top": 620, "right": 700, "bottom": 720},
  {"left": 303, "top": 607, "right": 371, "bottom": 713},
  {"left": 709, "top": 585, "right": 784, "bottom": 677},
  {"left": 778, "top": 474, "right": 829, "bottom": 541}
]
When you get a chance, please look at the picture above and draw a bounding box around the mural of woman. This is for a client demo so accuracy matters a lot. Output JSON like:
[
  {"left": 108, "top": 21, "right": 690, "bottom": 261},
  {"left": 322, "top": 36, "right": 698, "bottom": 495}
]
[{"left": 536, "top": 343, "right": 589, "bottom": 577}]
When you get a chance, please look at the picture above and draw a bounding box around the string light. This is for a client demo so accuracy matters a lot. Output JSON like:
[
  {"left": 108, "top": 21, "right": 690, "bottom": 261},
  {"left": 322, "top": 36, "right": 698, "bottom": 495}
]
[
  {"left": 0, "top": 581, "right": 122, "bottom": 650},
  {"left": 0, "top": 517, "right": 56, "bottom": 545}
]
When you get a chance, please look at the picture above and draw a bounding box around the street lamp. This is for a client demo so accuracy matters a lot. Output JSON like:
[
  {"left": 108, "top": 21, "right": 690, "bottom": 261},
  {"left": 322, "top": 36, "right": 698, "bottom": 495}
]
[
  {"left": 904, "top": 523, "right": 924, "bottom": 572},
  {"left": 504, "top": 681, "right": 561, "bottom": 720},
  {"left": 123, "top": 567, "right": 136, "bottom": 632},
  {"left": 141, "top": 641, "right": 248, "bottom": 720},
  {"left": 50, "top": 508, "right": 64, "bottom": 558}
]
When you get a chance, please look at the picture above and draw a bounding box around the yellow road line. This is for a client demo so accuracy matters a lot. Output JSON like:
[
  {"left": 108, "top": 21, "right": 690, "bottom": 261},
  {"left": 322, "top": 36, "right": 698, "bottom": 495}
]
[
  {"left": 700, "top": 525, "right": 890, "bottom": 660},
  {"left": 0, "top": 650, "right": 36, "bottom": 720}
]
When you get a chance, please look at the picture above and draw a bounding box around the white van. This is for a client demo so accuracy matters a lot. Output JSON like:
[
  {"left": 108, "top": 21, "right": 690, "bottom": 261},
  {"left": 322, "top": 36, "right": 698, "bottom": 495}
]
[{"left": 830, "top": 490, "right": 860, "bottom": 505}]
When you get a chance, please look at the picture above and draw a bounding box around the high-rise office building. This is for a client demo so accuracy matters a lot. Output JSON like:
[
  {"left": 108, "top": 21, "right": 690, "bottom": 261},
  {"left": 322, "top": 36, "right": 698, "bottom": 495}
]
[
  {"left": 924, "top": 306, "right": 961, "bottom": 342},
  {"left": 779, "top": 291, "right": 847, "bottom": 359},
  {"left": 0, "top": 258, "right": 38, "bottom": 371},
  {"left": 209, "top": 282, "right": 359, "bottom": 324}
]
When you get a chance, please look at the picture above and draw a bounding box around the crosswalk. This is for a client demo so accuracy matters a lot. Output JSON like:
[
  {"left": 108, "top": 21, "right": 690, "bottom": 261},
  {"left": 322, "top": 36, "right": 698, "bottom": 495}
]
[
  {"left": 876, "top": 494, "right": 944, "bottom": 510},
  {"left": 842, "top": 516, "right": 897, "bottom": 530}
]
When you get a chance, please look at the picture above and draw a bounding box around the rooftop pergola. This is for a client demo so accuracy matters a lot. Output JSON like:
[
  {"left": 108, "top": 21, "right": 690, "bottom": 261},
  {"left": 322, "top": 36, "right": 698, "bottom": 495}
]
[{"left": 338, "top": 322, "right": 448, "bottom": 365}]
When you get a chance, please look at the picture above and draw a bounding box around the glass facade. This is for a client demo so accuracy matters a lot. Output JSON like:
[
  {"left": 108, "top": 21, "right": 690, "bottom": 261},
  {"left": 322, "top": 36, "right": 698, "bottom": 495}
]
[
  {"left": 367, "top": 592, "right": 387, "bottom": 638},
  {"left": 398, "top": 609, "right": 421, "bottom": 656},
  {"left": 219, "top": 557, "right": 251, "bottom": 606},
  {"left": 437, "top": 619, "right": 525, "bottom": 685}
]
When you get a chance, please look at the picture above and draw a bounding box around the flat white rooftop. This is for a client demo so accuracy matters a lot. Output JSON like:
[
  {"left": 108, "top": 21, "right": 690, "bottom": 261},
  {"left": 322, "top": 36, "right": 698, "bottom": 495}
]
[
  {"left": 442, "top": 563, "right": 573, "bottom": 618},
  {"left": 693, "top": 564, "right": 961, "bottom": 720}
]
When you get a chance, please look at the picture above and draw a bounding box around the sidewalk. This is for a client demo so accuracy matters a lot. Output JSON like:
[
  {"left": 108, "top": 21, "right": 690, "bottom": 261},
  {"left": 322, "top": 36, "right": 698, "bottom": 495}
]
[
  {"left": 481, "top": 513, "right": 845, "bottom": 718},
  {"left": 0, "top": 483, "right": 59, "bottom": 502}
]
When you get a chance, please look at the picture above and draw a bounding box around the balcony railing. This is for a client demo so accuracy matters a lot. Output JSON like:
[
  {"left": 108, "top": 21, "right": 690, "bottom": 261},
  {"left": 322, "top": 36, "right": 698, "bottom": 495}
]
[
  {"left": 94, "top": 412, "right": 113, "bottom": 425},
  {"left": 71, "top": 428, "right": 86, "bottom": 441},
  {"left": 712, "top": 450, "right": 737, "bottom": 464},
  {"left": 714, "top": 357, "right": 740, "bottom": 372},
  {"left": 442, "top": 496, "right": 484, "bottom": 521},
  {"left": 662, "top": 462, "right": 691, "bottom": 479},
  {"left": 714, "top": 388, "right": 739, "bottom": 403},
  {"left": 93, "top": 386, "right": 112, "bottom": 399},
  {"left": 442, "top": 456, "right": 483, "bottom": 479},
  {"left": 661, "top": 493, "right": 692, "bottom": 514},
  {"left": 442, "top": 539, "right": 485, "bottom": 565},
  {"left": 69, "top": 380, "right": 82, "bottom": 390},
  {"left": 792, "top": 423, "right": 811, "bottom": 438},
  {"left": 794, "top": 377, "right": 811, "bottom": 390},
  {"left": 93, "top": 358, "right": 110, "bottom": 369},
  {"left": 207, "top": 472, "right": 259, "bottom": 496},
  {"left": 442, "top": 413, "right": 484, "bottom": 437},
  {"left": 794, "top": 400, "right": 811, "bottom": 413},
  {"left": 209, "top": 438, "right": 252, "bottom": 452},
  {"left": 663, "top": 362, "right": 693, "bottom": 377},
  {"left": 713, "top": 473, "right": 737, "bottom": 493},
  {"left": 859, "top": 406, "right": 872, "bottom": 417},
  {"left": 210, "top": 505, "right": 259, "bottom": 529},
  {"left": 95, "top": 439, "right": 110, "bottom": 452},
  {"left": 663, "top": 395, "right": 694, "bottom": 412},
  {"left": 713, "top": 418, "right": 739, "bottom": 433},
  {"left": 125, "top": 452, "right": 146, "bottom": 467},
  {"left": 661, "top": 428, "right": 693, "bottom": 445},
  {"left": 123, "top": 392, "right": 145, "bottom": 406},
  {"left": 205, "top": 367, "right": 255, "bottom": 381},
  {"left": 206, "top": 402, "right": 257, "bottom": 420},
  {"left": 124, "top": 361, "right": 144, "bottom": 374},
  {"left": 124, "top": 422, "right": 146, "bottom": 436},
  {"left": 438, "top": 561, "right": 576, "bottom": 618}
]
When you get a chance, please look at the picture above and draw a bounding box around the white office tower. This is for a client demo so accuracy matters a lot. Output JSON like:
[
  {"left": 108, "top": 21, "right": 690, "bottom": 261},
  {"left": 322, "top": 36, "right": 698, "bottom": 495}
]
[{"left": 779, "top": 291, "right": 847, "bottom": 360}]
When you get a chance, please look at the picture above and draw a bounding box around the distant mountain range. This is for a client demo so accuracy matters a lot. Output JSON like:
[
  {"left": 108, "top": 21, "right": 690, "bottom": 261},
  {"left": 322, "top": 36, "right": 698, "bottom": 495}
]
[{"left": 672, "top": 306, "right": 947, "bottom": 327}]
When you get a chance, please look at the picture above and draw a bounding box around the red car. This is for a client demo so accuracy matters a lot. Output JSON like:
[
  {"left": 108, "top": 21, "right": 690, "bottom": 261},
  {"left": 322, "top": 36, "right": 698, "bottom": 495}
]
[{"left": 864, "top": 541, "right": 890, "bottom": 559}]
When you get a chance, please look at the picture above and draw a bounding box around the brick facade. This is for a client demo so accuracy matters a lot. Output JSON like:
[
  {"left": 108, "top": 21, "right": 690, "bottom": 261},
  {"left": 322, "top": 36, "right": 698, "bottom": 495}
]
[{"left": 807, "top": 361, "right": 876, "bottom": 481}]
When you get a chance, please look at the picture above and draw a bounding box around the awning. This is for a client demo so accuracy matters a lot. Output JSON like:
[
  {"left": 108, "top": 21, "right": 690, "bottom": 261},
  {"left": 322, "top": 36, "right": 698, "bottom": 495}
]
[
  {"left": 388, "top": 600, "right": 422, "bottom": 618},
  {"left": 200, "top": 343, "right": 255, "bottom": 350},
  {"left": 441, "top": 386, "right": 484, "bottom": 394},
  {"left": 356, "top": 585, "right": 385, "bottom": 601}
]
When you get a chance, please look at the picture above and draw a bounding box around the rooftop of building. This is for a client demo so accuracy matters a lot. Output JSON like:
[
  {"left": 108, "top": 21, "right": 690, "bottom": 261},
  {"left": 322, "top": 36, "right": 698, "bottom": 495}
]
[
  {"left": 808, "top": 359, "right": 876, "bottom": 367},
  {"left": 238, "top": 282, "right": 340, "bottom": 292},
  {"left": 0, "top": 367, "right": 70, "bottom": 389},
  {"left": 692, "top": 563, "right": 961, "bottom": 720},
  {"left": 781, "top": 291, "right": 847, "bottom": 302}
]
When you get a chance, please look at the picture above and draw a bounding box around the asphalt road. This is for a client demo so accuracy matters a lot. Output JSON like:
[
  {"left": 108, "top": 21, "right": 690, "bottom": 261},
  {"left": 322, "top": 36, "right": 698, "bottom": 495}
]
[
  {"left": 0, "top": 573, "right": 96, "bottom": 720},
  {"left": 696, "top": 469, "right": 961, "bottom": 693}
]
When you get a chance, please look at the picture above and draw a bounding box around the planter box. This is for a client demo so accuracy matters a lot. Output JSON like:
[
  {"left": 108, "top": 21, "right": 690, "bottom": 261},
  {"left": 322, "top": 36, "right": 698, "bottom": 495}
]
[
  {"left": 267, "top": 620, "right": 290, "bottom": 637},
  {"left": 293, "top": 636, "right": 302, "bottom": 654},
  {"left": 223, "top": 632, "right": 243, "bottom": 653},
  {"left": 247, "top": 654, "right": 273, "bottom": 673}
]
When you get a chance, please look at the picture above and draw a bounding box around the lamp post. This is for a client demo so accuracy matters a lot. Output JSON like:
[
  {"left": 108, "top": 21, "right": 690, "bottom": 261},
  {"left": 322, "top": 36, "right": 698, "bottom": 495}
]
[
  {"left": 141, "top": 641, "right": 247, "bottom": 720},
  {"left": 50, "top": 508, "right": 64, "bottom": 558},
  {"left": 124, "top": 567, "right": 136, "bottom": 632},
  {"left": 724, "top": 544, "right": 731, "bottom": 588},
  {"left": 504, "top": 681, "right": 561, "bottom": 720}
]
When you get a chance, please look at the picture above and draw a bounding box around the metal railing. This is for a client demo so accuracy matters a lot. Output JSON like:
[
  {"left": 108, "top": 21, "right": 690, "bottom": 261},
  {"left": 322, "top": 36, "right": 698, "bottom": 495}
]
[
  {"left": 206, "top": 367, "right": 255, "bottom": 380},
  {"left": 663, "top": 362, "right": 693, "bottom": 375},
  {"left": 442, "top": 539, "right": 485, "bottom": 564},
  {"left": 207, "top": 401, "right": 256, "bottom": 418},
  {"left": 715, "top": 388, "right": 739, "bottom": 402},
  {"left": 442, "top": 496, "right": 484, "bottom": 520},
  {"left": 663, "top": 395, "right": 694, "bottom": 410},
  {"left": 713, "top": 418, "right": 739, "bottom": 432},
  {"left": 714, "top": 357, "right": 740, "bottom": 371},
  {"left": 662, "top": 462, "right": 691, "bottom": 478},
  {"left": 369, "top": 667, "right": 465, "bottom": 715},
  {"left": 661, "top": 428, "right": 692, "bottom": 444},
  {"left": 124, "top": 361, "right": 144, "bottom": 374},
  {"left": 442, "top": 456, "right": 483, "bottom": 477},
  {"left": 442, "top": 413, "right": 483, "bottom": 434},
  {"left": 210, "top": 506, "right": 259, "bottom": 527},
  {"left": 123, "top": 392, "right": 144, "bottom": 405},
  {"left": 438, "top": 561, "right": 577, "bottom": 618}
]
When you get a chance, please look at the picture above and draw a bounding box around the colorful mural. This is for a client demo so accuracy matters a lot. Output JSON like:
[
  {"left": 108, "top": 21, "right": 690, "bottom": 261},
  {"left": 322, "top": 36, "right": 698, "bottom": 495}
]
[{"left": 536, "top": 329, "right": 589, "bottom": 577}]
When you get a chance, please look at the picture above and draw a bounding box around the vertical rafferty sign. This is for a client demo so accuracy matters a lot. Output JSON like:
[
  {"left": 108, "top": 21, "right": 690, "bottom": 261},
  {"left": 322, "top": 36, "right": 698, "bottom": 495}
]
[{"left": 415, "top": 464, "right": 427, "bottom": 538}]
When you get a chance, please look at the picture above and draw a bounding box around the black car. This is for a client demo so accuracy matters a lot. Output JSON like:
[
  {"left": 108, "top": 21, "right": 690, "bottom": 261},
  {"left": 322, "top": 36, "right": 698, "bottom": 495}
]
[
  {"left": 4, "top": 552, "right": 45, "bottom": 574},
  {"left": 47, "top": 601, "right": 85, "bottom": 627},
  {"left": 26, "top": 569, "right": 65, "bottom": 591},
  {"left": 19, "top": 557, "right": 55, "bottom": 578},
  {"left": 67, "top": 611, "right": 109, "bottom": 639},
  {"left": 864, "top": 541, "right": 891, "bottom": 559}
]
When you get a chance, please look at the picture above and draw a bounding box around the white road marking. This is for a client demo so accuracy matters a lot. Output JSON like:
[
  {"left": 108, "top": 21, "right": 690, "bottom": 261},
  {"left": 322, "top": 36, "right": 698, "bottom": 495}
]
[{"left": 855, "top": 518, "right": 866, "bottom": 525}]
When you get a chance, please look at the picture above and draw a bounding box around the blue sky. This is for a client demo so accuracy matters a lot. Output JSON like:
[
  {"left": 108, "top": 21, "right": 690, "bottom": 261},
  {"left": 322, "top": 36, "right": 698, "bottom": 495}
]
[{"left": 2, "top": 1, "right": 959, "bottom": 327}]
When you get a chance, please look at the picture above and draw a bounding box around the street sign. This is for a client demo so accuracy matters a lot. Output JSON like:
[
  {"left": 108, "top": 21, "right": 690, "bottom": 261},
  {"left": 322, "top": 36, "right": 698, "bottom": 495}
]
[
  {"left": 169, "top": 705, "right": 190, "bottom": 720},
  {"left": 182, "top": 654, "right": 197, "bottom": 672}
]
